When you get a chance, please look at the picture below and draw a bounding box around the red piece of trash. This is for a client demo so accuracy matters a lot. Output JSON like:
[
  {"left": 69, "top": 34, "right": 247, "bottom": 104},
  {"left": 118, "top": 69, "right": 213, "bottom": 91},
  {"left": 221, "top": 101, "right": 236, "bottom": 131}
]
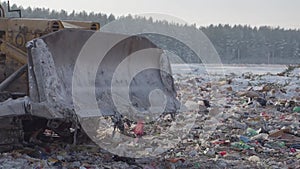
[
  {"left": 167, "top": 158, "right": 185, "bottom": 163},
  {"left": 219, "top": 151, "right": 227, "bottom": 156},
  {"left": 280, "top": 115, "right": 285, "bottom": 120},
  {"left": 290, "top": 148, "right": 296, "bottom": 153},
  {"left": 133, "top": 120, "right": 144, "bottom": 137},
  {"left": 212, "top": 140, "right": 225, "bottom": 145}
]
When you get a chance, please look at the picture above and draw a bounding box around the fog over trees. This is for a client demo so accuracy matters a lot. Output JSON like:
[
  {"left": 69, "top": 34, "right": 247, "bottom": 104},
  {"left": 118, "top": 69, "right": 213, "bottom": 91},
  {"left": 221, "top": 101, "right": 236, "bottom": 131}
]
[{"left": 2, "top": 2, "right": 300, "bottom": 64}]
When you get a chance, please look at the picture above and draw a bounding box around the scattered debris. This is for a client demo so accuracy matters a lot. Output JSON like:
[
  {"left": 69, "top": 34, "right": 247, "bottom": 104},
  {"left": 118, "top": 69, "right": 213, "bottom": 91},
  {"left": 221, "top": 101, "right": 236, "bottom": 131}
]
[{"left": 1, "top": 65, "right": 299, "bottom": 168}]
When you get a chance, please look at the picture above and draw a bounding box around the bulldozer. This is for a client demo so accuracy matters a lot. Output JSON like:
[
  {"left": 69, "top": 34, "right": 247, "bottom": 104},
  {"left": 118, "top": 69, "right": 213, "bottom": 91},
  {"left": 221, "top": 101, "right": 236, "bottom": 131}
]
[{"left": 0, "top": 1, "right": 179, "bottom": 152}]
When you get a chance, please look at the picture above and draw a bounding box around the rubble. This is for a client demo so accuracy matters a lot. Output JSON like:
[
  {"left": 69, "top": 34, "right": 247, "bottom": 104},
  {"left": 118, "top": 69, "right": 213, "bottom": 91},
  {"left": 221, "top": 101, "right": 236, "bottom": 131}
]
[{"left": 1, "top": 64, "right": 299, "bottom": 168}]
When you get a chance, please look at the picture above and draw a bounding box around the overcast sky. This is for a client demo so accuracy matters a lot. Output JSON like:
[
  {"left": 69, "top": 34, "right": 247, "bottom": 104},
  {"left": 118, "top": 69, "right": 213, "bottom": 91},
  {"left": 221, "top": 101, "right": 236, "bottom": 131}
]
[{"left": 8, "top": 0, "right": 300, "bottom": 29}]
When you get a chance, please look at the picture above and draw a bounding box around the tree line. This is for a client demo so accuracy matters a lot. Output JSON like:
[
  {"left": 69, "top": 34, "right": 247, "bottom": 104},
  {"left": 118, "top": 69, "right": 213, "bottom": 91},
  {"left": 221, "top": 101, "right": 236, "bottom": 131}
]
[{"left": 2, "top": 2, "right": 300, "bottom": 64}]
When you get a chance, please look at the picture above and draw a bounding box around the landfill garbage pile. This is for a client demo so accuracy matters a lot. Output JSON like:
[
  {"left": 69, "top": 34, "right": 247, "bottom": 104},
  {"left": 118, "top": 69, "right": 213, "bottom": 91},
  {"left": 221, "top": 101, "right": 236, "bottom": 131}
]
[{"left": 0, "top": 65, "right": 299, "bottom": 169}]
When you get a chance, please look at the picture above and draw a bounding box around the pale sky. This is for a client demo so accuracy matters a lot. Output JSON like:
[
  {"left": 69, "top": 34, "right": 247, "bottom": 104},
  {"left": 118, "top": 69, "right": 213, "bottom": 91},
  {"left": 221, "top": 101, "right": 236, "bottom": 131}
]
[{"left": 7, "top": 0, "right": 300, "bottom": 29}]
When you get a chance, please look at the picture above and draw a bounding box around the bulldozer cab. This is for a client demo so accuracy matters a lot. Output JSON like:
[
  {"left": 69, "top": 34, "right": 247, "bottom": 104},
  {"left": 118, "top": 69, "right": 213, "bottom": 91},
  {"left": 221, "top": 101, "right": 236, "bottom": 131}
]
[{"left": 0, "top": 1, "right": 100, "bottom": 101}]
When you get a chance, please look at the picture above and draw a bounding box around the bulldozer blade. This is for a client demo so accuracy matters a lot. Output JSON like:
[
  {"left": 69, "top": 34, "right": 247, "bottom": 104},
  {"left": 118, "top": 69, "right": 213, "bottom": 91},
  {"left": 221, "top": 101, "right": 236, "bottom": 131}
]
[{"left": 27, "top": 29, "right": 179, "bottom": 120}]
